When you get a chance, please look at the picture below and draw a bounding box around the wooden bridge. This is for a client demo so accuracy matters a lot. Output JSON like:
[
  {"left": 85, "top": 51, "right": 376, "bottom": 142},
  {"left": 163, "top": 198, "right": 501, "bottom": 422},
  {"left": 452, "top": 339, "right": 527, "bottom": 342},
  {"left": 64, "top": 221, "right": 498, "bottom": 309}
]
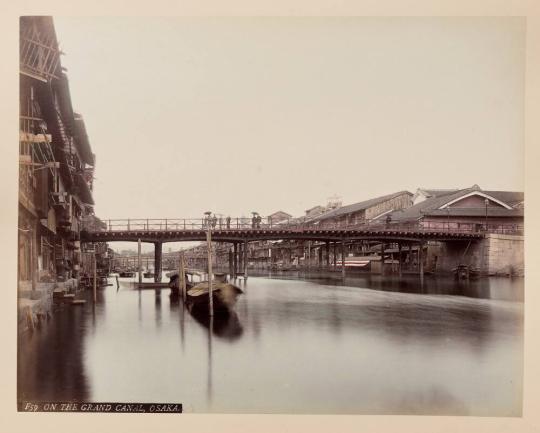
[
  {"left": 82, "top": 217, "right": 522, "bottom": 282},
  {"left": 81, "top": 217, "right": 492, "bottom": 244}
]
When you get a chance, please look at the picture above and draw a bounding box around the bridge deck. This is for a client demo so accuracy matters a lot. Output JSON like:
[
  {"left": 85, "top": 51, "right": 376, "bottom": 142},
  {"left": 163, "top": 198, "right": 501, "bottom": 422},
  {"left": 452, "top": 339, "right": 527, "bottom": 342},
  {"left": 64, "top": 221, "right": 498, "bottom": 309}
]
[{"left": 81, "top": 227, "right": 485, "bottom": 243}]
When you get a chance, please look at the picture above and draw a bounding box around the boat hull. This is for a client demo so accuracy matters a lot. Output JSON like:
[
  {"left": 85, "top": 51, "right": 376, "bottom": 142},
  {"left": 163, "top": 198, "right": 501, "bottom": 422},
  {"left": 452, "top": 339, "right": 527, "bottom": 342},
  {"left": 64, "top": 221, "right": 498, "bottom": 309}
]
[{"left": 186, "top": 282, "right": 243, "bottom": 314}]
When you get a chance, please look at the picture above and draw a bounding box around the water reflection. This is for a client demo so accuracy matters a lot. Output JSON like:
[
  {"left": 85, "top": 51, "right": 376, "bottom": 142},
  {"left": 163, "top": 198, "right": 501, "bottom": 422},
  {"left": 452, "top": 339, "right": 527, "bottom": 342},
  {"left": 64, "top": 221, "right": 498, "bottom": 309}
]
[
  {"left": 17, "top": 275, "right": 523, "bottom": 415},
  {"left": 188, "top": 308, "right": 244, "bottom": 341},
  {"left": 18, "top": 298, "right": 90, "bottom": 402},
  {"left": 207, "top": 316, "right": 213, "bottom": 407},
  {"left": 249, "top": 270, "right": 523, "bottom": 302}
]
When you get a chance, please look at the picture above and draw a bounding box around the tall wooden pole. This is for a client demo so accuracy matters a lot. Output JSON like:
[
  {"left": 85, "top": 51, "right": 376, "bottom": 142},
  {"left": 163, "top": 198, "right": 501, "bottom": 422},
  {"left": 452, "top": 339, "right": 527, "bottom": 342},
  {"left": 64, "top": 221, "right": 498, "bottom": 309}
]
[
  {"left": 30, "top": 234, "right": 36, "bottom": 291},
  {"left": 178, "top": 251, "right": 186, "bottom": 300},
  {"left": 138, "top": 238, "right": 142, "bottom": 283},
  {"left": 206, "top": 230, "right": 214, "bottom": 316},
  {"left": 93, "top": 252, "right": 97, "bottom": 303}
]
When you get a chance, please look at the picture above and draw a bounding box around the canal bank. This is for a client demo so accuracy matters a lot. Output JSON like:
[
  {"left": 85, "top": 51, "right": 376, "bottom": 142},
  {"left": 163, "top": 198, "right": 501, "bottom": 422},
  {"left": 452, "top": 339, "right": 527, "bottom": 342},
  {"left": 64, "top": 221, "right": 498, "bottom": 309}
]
[{"left": 18, "top": 273, "right": 523, "bottom": 415}]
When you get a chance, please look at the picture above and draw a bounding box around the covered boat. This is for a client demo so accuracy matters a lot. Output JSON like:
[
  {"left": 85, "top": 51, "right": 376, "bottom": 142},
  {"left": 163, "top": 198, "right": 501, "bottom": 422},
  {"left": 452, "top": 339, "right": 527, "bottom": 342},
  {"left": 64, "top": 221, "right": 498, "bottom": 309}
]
[{"left": 186, "top": 281, "right": 243, "bottom": 314}]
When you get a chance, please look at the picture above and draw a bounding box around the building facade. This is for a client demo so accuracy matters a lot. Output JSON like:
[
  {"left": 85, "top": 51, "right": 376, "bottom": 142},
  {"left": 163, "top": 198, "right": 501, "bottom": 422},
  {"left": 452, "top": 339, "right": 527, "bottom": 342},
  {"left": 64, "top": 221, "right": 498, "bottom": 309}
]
[{"left": 19, "top": 17, "right": 103, "bottom": 330}]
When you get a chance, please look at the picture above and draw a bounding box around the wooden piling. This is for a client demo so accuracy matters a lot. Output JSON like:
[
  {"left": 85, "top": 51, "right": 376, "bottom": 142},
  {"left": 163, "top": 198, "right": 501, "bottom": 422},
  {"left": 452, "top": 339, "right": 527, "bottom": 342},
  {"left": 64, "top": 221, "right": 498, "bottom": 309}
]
[
  {"left": 154, "top": 242, "right": 163, "bottom": 282},
  {"left": 228, "top": 248, "right": 233, "bottom": 279},
  {"left": 380, "top": 242, "right": 385, "bottom": 276},
  {"left": 138, "top": 238, "right": 142, "bottom": 283},
  {"left": 206, "top": 230, "right": 214, "bottom": 316},
  {"left": 93, "top": 252, "right": 97, "bottom": 304},
  {"left": 398, "top": 243, "right": 402, "bottom": 278},
  {"left": 244, "top": 239, "right": 248, "bottom": 281},
  {"left": 341, "top": 240, "right": 346, "bottom": 278},
  {"left": 325, "top": 241, "right": 330, "bottom": 268},
  {"left": 419, "top": 241, "right": 424, "bottom": 285},
  {"left": 179, "top": 251, "right": 187, "bottom": 300},
  {"left": 233, "top": 243, "right": 238, "bottom": 279}
]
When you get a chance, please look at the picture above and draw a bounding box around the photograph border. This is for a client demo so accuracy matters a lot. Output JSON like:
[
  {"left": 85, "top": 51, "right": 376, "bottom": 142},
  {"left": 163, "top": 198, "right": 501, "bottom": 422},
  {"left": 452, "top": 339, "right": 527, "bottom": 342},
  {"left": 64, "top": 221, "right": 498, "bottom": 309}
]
[{"left": 1, "top": 1, "right": 539, "bottom": 432}]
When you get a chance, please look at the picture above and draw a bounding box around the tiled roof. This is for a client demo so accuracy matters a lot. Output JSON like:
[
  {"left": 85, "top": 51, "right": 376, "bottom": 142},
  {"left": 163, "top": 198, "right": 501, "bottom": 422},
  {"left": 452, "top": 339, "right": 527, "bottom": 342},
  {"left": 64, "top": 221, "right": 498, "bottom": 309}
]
[
  {"left": 425, "top": 208, "right": 523, "bottom": 217},
  {"left": 391, "top": 187, "right": 523, "bottom": 221},
  {"left": 419, "top": 189, "right": 460, "bottom": 198},
  {"left": 310, "top": 191, "right": 413, "bottom": 222}
]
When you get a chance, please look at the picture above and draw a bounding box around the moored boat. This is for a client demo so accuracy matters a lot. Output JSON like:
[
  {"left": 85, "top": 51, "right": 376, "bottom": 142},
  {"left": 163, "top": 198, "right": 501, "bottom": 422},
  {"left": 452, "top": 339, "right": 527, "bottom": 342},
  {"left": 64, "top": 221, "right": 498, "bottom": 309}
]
[{"left": 186, "top": 281, "right": 243, "bottom": 314}]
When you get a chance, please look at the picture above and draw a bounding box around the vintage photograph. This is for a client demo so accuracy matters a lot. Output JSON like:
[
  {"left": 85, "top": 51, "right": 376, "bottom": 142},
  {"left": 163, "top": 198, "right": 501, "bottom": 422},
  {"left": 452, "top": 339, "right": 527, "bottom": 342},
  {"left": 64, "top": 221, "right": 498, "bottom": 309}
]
[{"left": 17, "top": 16, "right": 524, "bottom": 415}]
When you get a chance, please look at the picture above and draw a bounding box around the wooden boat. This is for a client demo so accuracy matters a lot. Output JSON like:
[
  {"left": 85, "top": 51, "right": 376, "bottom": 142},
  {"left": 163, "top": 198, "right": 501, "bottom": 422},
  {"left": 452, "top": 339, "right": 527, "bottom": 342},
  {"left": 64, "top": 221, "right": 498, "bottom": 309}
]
[
  {"left": 119, "top": 270, "right": 135, "bottom": 278},
  {"left": 452, "top": 264, "right": 480, "bottom": 280},
  {"left": 143, "top": 271, "right": 155, "bottom": 278},
  {"left": 186, "top": 281, "right": 243, "bottom": 314}
]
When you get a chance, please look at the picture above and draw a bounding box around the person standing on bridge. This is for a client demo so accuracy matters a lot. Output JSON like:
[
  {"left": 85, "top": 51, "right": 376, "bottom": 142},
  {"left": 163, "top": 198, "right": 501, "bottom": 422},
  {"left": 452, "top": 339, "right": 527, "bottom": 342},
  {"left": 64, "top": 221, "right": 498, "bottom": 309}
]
[{"left": 226, "top": 216, "right": 231, "bottom": 229}]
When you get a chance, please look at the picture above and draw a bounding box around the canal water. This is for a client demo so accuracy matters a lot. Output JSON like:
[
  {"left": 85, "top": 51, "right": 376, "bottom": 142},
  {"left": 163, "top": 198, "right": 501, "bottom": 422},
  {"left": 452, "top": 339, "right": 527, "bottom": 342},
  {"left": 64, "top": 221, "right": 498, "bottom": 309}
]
[{"left": 18, "top": 273, "right": 523, "bottom": 415}]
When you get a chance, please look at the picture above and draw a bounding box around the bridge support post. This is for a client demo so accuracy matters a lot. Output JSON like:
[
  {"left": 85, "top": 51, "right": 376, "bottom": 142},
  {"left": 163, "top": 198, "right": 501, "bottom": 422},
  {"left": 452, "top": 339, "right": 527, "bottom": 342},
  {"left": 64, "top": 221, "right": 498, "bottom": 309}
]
[
  {"left": 398, "top": 243, "right": 402, "bottom": 278},
  {"left": 307, "top": 241, "right": 311, "bottom": 270},
  {"left": 244, "top": 239, "right": 248, "bottom": 281},
  {"left": 138, "top": 238, "right": 142, "bottom": 283},
  {"left": 419, "top": 241, "right": 424, "bottom": 285},
  {"left": 325, "top": 241, "right": 330, "bottom": 269},
  {"left": 154, "top": 242, "right": 162, "bottom": 282},
  {"left": 380, "top": 242, "right": 385, "bottom": 276},
  {"left": 333, "top": 243, "right": 337, "bottom": 270},
  {"left": 233, "top": 243, "right": 238, "bottom": 279},
  {"left": 228, "top": 248, "right": 233, "bottom": 279},
  {"left": 341, "top": 240, "right": 346, "bottom": 278},
  {"left": 238, "top": 243, "right": 242, "bottom": 276}
]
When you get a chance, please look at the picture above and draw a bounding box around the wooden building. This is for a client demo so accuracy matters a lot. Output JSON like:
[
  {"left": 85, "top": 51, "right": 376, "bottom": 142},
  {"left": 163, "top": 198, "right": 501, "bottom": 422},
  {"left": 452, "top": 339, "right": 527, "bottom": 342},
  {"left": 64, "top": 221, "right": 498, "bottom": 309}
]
[
  {"left": 18, "top": 17, "right": 103, "bottom": 322},
  {"left": 390, "top": 185, "right": 523, "bottom": 232},
  {"left": 307, "top": 191, "right": 413, "bottom": 227}
]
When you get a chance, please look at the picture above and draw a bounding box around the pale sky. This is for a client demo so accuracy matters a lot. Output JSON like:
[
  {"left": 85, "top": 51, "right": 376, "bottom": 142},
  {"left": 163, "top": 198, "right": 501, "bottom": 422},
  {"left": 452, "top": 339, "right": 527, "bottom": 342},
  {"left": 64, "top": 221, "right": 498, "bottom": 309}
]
[{"left": 53, "top": 17, "right": 525, "bottom": 251}]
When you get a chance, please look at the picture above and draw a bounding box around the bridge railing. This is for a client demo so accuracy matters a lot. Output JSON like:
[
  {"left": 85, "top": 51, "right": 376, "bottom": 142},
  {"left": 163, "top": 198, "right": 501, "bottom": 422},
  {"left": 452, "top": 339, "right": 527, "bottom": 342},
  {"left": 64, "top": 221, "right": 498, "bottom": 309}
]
[{"left": 89, "top": 218, "right": 523, "bottom": 235}]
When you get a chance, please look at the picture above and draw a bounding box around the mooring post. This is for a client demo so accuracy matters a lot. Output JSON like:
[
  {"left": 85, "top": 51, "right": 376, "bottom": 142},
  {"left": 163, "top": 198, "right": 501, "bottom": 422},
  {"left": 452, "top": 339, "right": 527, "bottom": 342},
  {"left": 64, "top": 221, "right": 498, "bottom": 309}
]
[
  {"left": 244, "top": 239, "right": 248, "bottom": 281},
  {"left": 206, "top": 230, "right": 214, "bottom": 316},
  {"left": 154, "top": 242, "right": 163, "bottom": 282},
  {"left": 138, "top": 238, "right": 142, "bottom": 284},
  {"left": 341, "top": 240, "right": 346, "bottom": 278},
  {"left": 179, "top": 251, "right": 186, "bottom": 300},
  {"left": 233, "top": 242, "right": 238, "bottom": 279}
]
